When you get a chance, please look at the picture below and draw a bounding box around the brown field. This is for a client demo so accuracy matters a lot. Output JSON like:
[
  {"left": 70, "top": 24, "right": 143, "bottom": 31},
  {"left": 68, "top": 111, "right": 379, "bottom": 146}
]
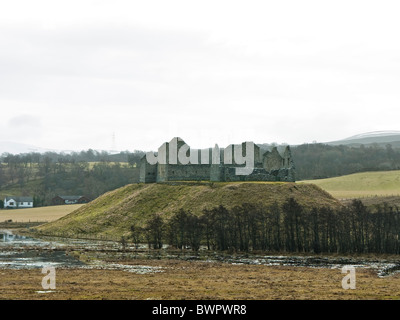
[
  {"left": 0, "top": 204, "right": 83, "bottom": 223},
  {"left": 0, "top": 260, "right": 399, "bottom": 300}
]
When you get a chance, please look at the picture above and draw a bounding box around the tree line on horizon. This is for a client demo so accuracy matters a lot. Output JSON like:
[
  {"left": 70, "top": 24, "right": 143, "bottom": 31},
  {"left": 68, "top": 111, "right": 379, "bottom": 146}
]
[
  {"left": 292, "top": 143, "right": 400, "bottom": 180},
  {"left": 1, "top": 142, "right": 400, "bottom": 206},
  {"left": 0, "top": 150, "right": 145, "bottom": 206},
  {"left": 132, "top": 199, "right": 400, "bottom": 255},
  {"left": 3, "top": 142, "right": 400, "bottom": 182}
]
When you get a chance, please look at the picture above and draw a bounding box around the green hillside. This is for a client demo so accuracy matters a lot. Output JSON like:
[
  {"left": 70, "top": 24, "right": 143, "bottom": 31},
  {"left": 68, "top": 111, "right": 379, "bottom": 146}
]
[
  {"left": 301, "top": 170, "right": 400, "bottom": 199},
  {"left": 37, "top": 181, "right": 341, "bottom": 238}
]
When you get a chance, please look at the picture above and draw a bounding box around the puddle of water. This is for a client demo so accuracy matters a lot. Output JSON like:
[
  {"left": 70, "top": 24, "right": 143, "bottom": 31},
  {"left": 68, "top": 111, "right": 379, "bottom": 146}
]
[
  {"left": 84, "top": 261, "right": 164, "bottom": 274},
  {"left": 0, "top": 230, "right": 84, "bottom": 270},
  {"left": 218, "top": 254, "right": 400, "bottom": 277},
  {"left": 0, "top": 230, "right": 164, "bottom": 273}
]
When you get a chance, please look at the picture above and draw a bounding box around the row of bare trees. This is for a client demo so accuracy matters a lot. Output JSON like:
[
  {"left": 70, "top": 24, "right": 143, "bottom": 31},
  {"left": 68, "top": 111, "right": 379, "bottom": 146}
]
[
  {"left": 0, "top": 151, "right": 144, "bottom": 205},
  {"left": 292, "top": 143, "right": 400, "bottom": 180},
  {"left": 132, "top": 199, "right": 400, "bottom": 254}
]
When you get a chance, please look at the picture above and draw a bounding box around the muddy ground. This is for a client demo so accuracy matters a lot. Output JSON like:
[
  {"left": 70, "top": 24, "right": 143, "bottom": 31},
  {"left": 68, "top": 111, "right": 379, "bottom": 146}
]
[{"left": 1, "top": 259, "right": 400, "bottom": 300}]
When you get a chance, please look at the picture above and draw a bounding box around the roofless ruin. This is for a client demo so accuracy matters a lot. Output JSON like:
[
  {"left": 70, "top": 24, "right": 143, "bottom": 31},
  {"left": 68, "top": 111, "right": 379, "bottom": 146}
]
[{"left": 140, "top": 138, "right": 295, "bottom": 183}]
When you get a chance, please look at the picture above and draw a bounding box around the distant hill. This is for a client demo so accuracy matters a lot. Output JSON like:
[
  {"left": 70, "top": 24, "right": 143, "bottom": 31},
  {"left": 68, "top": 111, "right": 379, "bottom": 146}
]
[
  {"left": 327, "top": 131, "right": 400, "bottom": 147},
  {"left": 37, "top": 181, "right": 341, "bottom": 238},
  {"left": 0, "top": 141, "right": 53, "bottom": 155},
  {"left": 0, "top": 140, "right": 127, "bottom": 155}
]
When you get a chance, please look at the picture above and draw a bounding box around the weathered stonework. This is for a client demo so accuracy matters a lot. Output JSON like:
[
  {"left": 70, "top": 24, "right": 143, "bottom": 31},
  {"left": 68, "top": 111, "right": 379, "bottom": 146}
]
[{"left": 139, "top": 138, "right": 295, "bottom": 183}]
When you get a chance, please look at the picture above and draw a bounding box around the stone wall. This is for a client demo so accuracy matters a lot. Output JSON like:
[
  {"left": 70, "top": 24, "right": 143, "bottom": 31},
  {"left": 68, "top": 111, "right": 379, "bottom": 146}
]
[
  {"left": 222, "top": 167, "right": 295, "bottom": 182},
  {"left": 157, "top": 163, "right": 168, "bottom": 182},
  {"left": 164, "top": 164, "right": 211, "bottom": 181},
  {"left": 263, "top": 147, "right": 284, "bottom": 171},
  {"left": 139, "top": 157, "right": 157, "bottom": 183}
]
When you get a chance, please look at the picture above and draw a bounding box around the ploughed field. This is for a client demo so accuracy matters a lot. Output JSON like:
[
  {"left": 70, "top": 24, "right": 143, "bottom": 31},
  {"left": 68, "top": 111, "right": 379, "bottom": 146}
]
[{"left": 0, "top": 204, "right": 83, "bottom": 223}]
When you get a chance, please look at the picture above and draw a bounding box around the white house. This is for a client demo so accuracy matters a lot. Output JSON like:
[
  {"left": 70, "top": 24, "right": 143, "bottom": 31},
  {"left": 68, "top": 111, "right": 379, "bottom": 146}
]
[{"left": 4, "top": 196, "right": 33, "bottom": 209}]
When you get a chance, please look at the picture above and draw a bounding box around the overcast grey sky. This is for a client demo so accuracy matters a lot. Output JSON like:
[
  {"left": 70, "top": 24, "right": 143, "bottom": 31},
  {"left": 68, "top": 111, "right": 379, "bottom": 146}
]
[{"left": 1, "top": 0, "right": 399, "bottom": 152}]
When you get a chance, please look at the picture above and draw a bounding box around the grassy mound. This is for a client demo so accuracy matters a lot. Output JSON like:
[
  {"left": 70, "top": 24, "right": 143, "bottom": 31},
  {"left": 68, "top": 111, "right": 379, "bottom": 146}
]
[{"left": 37, "top": 181, "right": 341, "bottom": 238}]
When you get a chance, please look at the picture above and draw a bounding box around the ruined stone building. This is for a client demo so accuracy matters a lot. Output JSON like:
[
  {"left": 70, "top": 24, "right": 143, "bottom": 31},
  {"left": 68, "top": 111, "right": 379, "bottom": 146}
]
[{"left": 139, "top": 137, "right": 295, "bottom": 183}]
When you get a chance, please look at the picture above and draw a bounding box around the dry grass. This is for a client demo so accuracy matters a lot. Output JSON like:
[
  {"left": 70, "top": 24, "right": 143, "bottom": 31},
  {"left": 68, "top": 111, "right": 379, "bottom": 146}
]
[
  {"left": 0, "top": 204, "right": 84, "bottom": 223},
  {"left": 0, "top": 260, "right": 399, "bottom": 300}
]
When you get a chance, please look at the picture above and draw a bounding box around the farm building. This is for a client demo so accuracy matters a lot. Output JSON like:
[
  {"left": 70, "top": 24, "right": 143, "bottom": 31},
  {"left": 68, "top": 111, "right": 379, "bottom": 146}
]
[
  {"left": 51, "top": 195, "right": 91, "bottom": 206},
  {"left": 4, "top": 196, "right": 34, "bottom": 209}
]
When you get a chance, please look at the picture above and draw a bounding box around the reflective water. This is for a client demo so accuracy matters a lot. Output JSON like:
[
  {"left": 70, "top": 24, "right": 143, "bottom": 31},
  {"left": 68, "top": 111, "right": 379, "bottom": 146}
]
[
  {"left": 0, "top": 230, "right": 163, "bottom": 273},
  {"left": 0, "top": 229, "right": 84, "bottom": 269}
]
